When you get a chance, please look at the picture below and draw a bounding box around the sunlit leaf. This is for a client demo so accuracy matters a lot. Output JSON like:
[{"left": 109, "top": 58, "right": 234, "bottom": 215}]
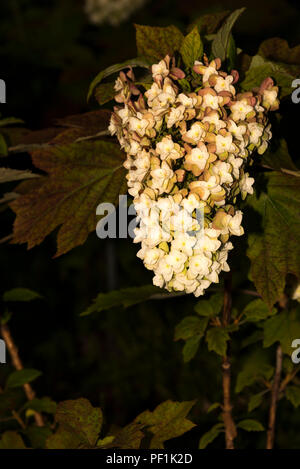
[
  {"left": 180, "top": 27, "right": 203, "bottom": 68},
  {"left": 211, "top": 8, "right": 245, "bottom": 61},
  {"left": 135, "top": 24, "right": 184, "bottom": 61},
  {"left": 134, "top": 400, "right": 196, "bottom": 449}
]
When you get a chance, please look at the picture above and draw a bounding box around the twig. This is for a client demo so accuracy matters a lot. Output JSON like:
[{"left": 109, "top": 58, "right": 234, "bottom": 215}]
[
  {"left": 279, "top": 365, "right": 300, "bottom": 393},
  {"left": 221, "top": 274, "right": 237, "bottom": 450},
  {"left": 266, "top": 344, "right": 283, "bottom": 449},
  {"left": 75, "top": 130, "right": 111, "bottom": 143},
  {"left": 0, "top": 234, "right": 13, "bottom": 244},
  {"left": 0, "top": 323, "right": 44, "bottom": 427},
  {"left": 0, "top": 385, "right": 26, "bottom": 429}
]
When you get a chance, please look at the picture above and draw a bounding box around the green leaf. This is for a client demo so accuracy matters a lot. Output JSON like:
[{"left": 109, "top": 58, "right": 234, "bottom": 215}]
[
  {"left": 25, "top": 425, "right": 52, "bottom": 449},
  {"left": 46, "top": 427, "right": 83, "bottom": 449},
  {"left": 199, "top": 423, "right": 223, "bottom": 449},
  {"left": 0, "top": 117, "right": 24, "bottom": 127},
  {"left": 235, "top": 351, "right": 274, "bottom": 393},
  {"left": 81, "top": 285, "right": 163, "bottom": 316},
  {"left": 87, "top": 57, "right": 150, "bottom": 101},
  {"left": 0, "top": 133, "right": 8, "bottom": 156},
  {"left": 105, "top": 422, "right": 144, "bottom": 449},
  {"left": 10, "top": 140, "right": 127, "bottom": 257},
  {"left": 24, "top": 397, "right": 57, "bottom": 414},
  {"left": 211, "top": 8, "right": 245, "bottom": 61},
  {"left": 0, "top": 168, "right": 39, "bottom": 183},
  {"left": 47, "top": 398, "right": 103, "bottom": 449},
  {"left": 206, "top": 327, "right": 230, "bottom": 356},
  {"left": 188, "top": 11, "right": 230, "bottom": 35},
  {"left": 243, "top": 299, "right": 276, "bottom": 322},
  {"left": 194, "top": 293, "right": 223, "bottom": 317},
  {"left": 3, "top": 288, "right": 42, "bottom": 303},
  {"left": 174, "top": 316, "right": 208, "bottom": 341},
  {"left": 263, "top": 309, "right": 300, "bottom": 354},
  {"left": 248, "top": 392, "right": 266, "bottom": 412},
  {"left": 258, "top": 38, "right": 300, "bottom": 66},
  {"left": 247, "top": 172, "right": 300, "bottom": 308},
  {"left": 135, "top": 24, "right": 184, "bottom": 61},
  {"left": 207, "top": 402, "right": 221, "bottom": 413},
  {"left": 6, "top": 369, "right": 42, "bottom": 389},
  {"left": 180, "top": 27, "right": 203, "bottom": 68},
  {"left": 286, "top": 386, "right": 300, "bottom": 408},
  {"left": 0, "top": 431, "right": 26, "bottom": 449},
  {"left": 261, "top": 139, "right": 299, "bottom": 173},
  {"left": 240, "top": 55, "right": 295, "bottom": 98},
  {"left": 175, "top": 316, "right": 208, "bottom": 362},
  {"left": 134, "top": 400, "right": 196, "bottom": 449},
  {"left": 237, "top": 419, "right": 264, "bottom": 432},
  {"left": 94, "top": 82, "right": 115, "bottom": 105},
  {"left": 182, "top": 335, "right": 202, "bottom": 363}
]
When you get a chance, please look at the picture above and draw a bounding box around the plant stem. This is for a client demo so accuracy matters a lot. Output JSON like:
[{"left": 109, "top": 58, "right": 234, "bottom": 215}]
[
  {"left": 266, "top": 344, "right": 283, "bottom": 449},
  {"left": 221, "top": 274, "right": 237, "bottom": 450},
  {"left": 0, "top": 323, "right": 44, "bottom": 427},
  {"left": 0, "top": 385, "right": 26, "bottom": 429}
]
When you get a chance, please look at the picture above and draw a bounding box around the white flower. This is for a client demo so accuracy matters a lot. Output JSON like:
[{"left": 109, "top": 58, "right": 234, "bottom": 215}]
[
  {"left": 156, "top": 136, "right": 182, "bottom": 160},
  {"left": 292, "top": 283, "right": 300, "bottom": 302},
  {"left": 181, "top": 193, "right": 203, "bottom": 213},
  {"left": 230, "top": 99, "right": 254, "bottom": 121},
  {"left": 227, "top": 120, "right": 247, "bottom": 140},
  {"left": 171, "top": 232, "right": 197, "bottom": 256},
  {"left": 228, "top": 211, "right": 244, "bottom": 236},
  {"left": 202, "top": 111, "right": 226, "bottom": 131},
  {"left": 183, "top": 122, "right": 204, "bottom": 144},
  {"left": 239, "top": 173, "right": 255, "bottom": 195},
  {"left": 167, "top": 250, "right": 187, "bottom": 273},
  {"left": 152, "top": 60, "right": 169, "bottom": 78},
  {"left": 156, "top": 257, "right": 174, "bottom": 282},
  {"left": 214, "top": 75, "right": 235, "bottom": 94},
  {"left": 185, "top": 144, "right": 209, "bottom": 173},
  {"left": 145, "top": 82, "right": 161, "bottom": 103},
  {"left": 216, "top": 134, "right": 234, "bottom": 154},
  {"left": 202, "top": 93, "right": 222, "bottom": 110},
  {"left": 212, "top": 161, "right": 233, "bottom": 184},
  {"left": 177, "top": 93, "right": 197, "bottom": 108},
  {"left": 263, "top": 89, "right": 278, "bottom": 107},
  {"left": 188, "top": 254, "right": 212, "bottom": 279},
  {"left": 166, "top": 105, "right": 185, "bottom": 128},
  {"left": 248, "top": 122, "right": 264, "bottom": 145},
  {"left": 128, "top": 116, "right": 149, "bottom": 137},
  {"left": 228, "top": 155, "right": 243, "bottom": 179}
]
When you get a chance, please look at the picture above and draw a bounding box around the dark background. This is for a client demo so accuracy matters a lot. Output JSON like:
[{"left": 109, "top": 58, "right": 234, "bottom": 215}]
[{"left": 0, "top": 0, "right": 300, "bottom": 449}]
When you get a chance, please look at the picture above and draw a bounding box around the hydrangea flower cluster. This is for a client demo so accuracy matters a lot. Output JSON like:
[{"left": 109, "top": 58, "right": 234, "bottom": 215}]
[{"left": 109, "top": 54, "right": 279, "bottom": 296}]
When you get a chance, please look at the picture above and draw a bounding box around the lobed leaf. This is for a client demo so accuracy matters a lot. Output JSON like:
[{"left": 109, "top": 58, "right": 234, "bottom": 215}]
[
  {"left": 180, "top": 27, "right": 203, "bottom": 68},
  {"left": 10, "top": 140, "right": 127, "bottom": 257},
  {"left": 206, "top": 327, "right": 230, "bottom": 356},
  {"left": 135, "top": 24, "right": 184, "bottom": 62},
  {"left": 247, "top": 171, "right": 300, "bottom": 308},
  {"left": 134, "top": 400, "right": 196, "bottom": 449}
]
